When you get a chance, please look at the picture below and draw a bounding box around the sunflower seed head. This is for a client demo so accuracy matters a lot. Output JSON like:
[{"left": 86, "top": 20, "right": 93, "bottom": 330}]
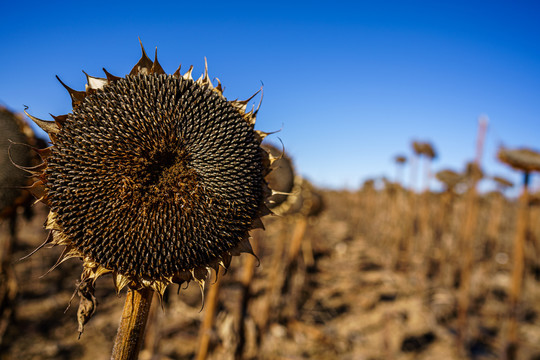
[
  {"left": 26, "top": 43, "right": 272, "bottom": 331},
  {"left": 497, "top": 147, "right": 540, "bottom": 173}
]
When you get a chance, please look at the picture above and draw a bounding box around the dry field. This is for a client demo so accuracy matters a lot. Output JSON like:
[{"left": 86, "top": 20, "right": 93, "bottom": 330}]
[{"left": 1, "top": 184, "right": 540, "bottom": 360}]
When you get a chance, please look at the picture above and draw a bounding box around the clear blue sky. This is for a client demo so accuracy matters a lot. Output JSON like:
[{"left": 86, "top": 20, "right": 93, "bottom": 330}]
[{"left": 1, "top": 1, "right": 539, "bottom": 195}]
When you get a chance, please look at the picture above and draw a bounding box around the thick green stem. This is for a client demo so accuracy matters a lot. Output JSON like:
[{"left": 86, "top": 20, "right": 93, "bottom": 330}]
[{"left": 111, "top": 288, "right": 154, "bottom": 360}]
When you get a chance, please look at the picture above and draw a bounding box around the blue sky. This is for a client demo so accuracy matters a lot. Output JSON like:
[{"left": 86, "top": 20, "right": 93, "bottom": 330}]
[{"left": 1, "top": 1, "right": 539, "bottom": 195}]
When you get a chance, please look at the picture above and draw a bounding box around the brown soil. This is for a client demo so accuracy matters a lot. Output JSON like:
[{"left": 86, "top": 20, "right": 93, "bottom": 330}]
[{"left": 1, "top": 188, "right": 540, "bottom": 359}]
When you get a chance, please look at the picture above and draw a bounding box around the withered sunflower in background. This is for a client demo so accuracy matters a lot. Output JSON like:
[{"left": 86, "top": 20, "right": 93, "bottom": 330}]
[
  {"left": 24, "top": 42, "right": 274, "bottom": 352},
  {"left": 1, "top": 107, "right": 36, "bottom": 220}
]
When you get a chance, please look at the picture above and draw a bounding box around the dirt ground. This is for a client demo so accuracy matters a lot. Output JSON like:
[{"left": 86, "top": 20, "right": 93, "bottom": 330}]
[{"left": 1, "top": 188, "right": 540, "bottom": 359}]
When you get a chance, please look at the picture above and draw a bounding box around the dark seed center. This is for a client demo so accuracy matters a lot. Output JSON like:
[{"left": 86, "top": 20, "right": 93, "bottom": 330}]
[{"left": 126, "top": 146, "right": 200, "bottom": 206}]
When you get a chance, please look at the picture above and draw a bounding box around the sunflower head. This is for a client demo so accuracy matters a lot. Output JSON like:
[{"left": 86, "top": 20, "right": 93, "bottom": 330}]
[
  {"left": 25, "top": 42, "right": 273, "bottom": 330},
  {"left": 435, "top": 169, "right": 463, "bottom": 190},
  {"left": 394, "top": 155, "right": 407, "bottom": 164},
  {"left": 285, "top": 177, "right": 324, "bottom": 218},
  {"left": 412, "top": 141, "right": 436, "bottom": 159},
  {"left": 492, "top": 175, "right": 513, "bottom": 189},
  {"left": 262, "top": 144, "right": 295, "bottom": 213},
  {"left": 260, "top": 145, "right": 322, "bottom": 218},
  {"left": 497, "top": 147, "right": 540, "bottom": 173},
  {"left": 464, "top": 161, "right": 484, "bottom": 183}
]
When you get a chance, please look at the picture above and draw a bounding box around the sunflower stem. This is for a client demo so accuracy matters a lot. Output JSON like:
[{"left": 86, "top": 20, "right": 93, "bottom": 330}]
[{"left": 111, "top": 288, "right": 154, "bottom": 360}]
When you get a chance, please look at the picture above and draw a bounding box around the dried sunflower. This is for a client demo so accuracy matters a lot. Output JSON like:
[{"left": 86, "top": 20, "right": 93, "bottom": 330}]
[
  {"left": 435, "top": 169, "right": 463, "bottom": 190},
  {"left": 24, "top": 43, "right": 273, "bottom": 332},
  {"left": 262, "top": 144, "right": 295, "bottom": 214},
  {"left": 497, "top": 147, "right": 540, "bottom": 173},
  {"left": 496, "top": 147, "right": 540, "bottom": 358},
  {"left": 492, "top": 175, "right": 513, "bottom": 189},
  {"left": 394, "top": 155, "right": 407, "bottom": 164},
  {"left": 0, "top": 107, "right": 37, "bottom": 219},
  {"left": 412, "top": 141, "right": 436, "bottom": 159}
]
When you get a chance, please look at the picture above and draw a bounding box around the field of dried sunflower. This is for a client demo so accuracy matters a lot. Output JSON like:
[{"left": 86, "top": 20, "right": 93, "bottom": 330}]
[{"left": 1, "top": 179, "right": 540, "bottom": 359}]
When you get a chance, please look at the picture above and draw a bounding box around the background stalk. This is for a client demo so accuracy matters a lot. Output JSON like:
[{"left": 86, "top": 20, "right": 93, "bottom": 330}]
[
  {"left": 456, "top": 181, "right": 479, "bottom": 353},
  {"left": 456, "top": 118, "right": 486, "bottom": 354},
  {"left": 504, "top": 172, "right": 530, "bottom": 360},
  {"left": 196, "top": 268, "right": 223, "bottom": 360},
  {"left": 234, "top": 233, "right": 260, "bottom": 360}
]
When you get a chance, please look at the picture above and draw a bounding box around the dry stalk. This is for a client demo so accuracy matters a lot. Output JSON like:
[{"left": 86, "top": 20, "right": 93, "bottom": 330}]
[
  {"left": 0, "top": 219, "right": 18, "bottom": 345},
  {"left": 258, "top": 214, "right": 311, "bottom": 346},
  {"left": 196, "top": 268, "right": 224, "bottom": 360},
  {"left": 425, "top": 188, "right": 455, "bottom": 282},
  {"left": 415, "top": 188, "right": 432, "bottom": 279},
  {"left": 234, "top": 232, "right": 261, "bottom": 359},
  {"left": 456, "top": 182, "right": 479, "bottom": 352},
  {"left": 407, "top": 192, "right": 421, "bottom": 274},
  {"left": 258, "top": 220, "right": 287, "bottom": 334},
  {"left": 287, "top": 217, "right": 309, "bottom": 265},
  {"left": 496, "top": 146, "right": 540, "bottom": 358},
  {"left": 301, "top": 228, "right": 315, "bottom": 268},
  {"left": 405, "top": 142, "right": 436, "bottom": 275},
  {"left": 111, "top": 288, "right": 154, "bottom": 360},
  {"left": 504, "top": 173, "right": 530, "bottom": 360},
  {"left": 485, "top": 192, "right": 504, "bottom": 263},
  {"left": 456, "top": 118, "right": 487, "bottom": 353},
  {"left": 394, "top": 188, "right": 416, "bottom": 272},
  {"left": 280, "top": 216, "right": 309, "bottom": 320},
  {"left": 388, "top": 186, "right": 405, "bottom": 270},
  {"left": 140, "top": 292, "right": 161, "bottom": 358}
]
